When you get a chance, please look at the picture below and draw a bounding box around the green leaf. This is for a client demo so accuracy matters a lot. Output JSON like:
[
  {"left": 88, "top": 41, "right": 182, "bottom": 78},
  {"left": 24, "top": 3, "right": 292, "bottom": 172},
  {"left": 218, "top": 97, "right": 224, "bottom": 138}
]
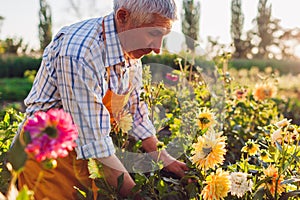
[
  {"left": 157, "top": 179, "right": 167, "bottom": 196},
  {"left": 134, "top": 173, "right": 148, "bottom": 186},
  {"left": 254, "top": 177, "right": 272, "bottom": 190},
  {"left": 7, "top": 133, "right": 29, "bottom": 171},
  {"left": 117, "top": 173, "right": 124, "bottom": 193},
  {"left": 74, "top": 186, "right": 88, "bottom": 200},
  {"left": 275, "top": 141, "right": 283, "bottom": 152},
  {"left": 16, "top": 185, "right": 34, "bottom": 200},
  {"left": 253, "top": 187, "right": 265, "bottom": 200},
  {"left": 185, "top": 183, "right": 198, "bottom": 198},
  {"left": 3, "top": 112, "right": 10, "bottom": 126},
  {"left": 88, "top": 159, "right": 102, "bottom": 179}
]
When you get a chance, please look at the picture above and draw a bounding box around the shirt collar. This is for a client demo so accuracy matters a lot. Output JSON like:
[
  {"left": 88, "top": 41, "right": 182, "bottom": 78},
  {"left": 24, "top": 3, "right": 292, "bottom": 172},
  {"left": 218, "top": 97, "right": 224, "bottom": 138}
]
[{"left": 103, "top": 13, "right": 138, "bottom": 68}]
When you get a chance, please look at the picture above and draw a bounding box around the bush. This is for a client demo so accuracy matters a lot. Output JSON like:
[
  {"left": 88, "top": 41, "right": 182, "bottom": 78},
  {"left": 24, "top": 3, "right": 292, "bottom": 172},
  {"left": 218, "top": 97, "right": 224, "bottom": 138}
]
[
  {"left": 0, "top": 78, "right": 32, "bottom": 101},
  {"left": 229, "top": 59, "right": 300, "bottom": 74},
  {"left": 0, "top": 55, "right": 41, "bottom": 78},
  {"left": 142, "top": 54, "right": 300, "bottom": 75}
]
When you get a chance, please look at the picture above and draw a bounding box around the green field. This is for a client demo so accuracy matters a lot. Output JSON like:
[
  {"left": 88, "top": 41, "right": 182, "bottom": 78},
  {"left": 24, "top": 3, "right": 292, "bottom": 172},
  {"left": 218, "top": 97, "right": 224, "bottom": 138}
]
[{"left": 0, "top": 78, "right": 32, "bottom": 102}]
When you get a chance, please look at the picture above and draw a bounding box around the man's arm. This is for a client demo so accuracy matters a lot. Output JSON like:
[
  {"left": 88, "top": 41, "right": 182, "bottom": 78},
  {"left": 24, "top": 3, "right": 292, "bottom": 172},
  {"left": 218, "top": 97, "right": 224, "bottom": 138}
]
[{"left": 97, "top": 155, "right": 137, "bottom": 197}]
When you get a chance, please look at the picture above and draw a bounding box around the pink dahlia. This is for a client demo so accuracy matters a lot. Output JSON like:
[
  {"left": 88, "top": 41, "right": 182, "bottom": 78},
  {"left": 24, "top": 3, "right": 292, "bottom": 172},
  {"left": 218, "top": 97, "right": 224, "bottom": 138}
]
[{"left": 24, "top": 109, "right": 78, "bottom": 162}]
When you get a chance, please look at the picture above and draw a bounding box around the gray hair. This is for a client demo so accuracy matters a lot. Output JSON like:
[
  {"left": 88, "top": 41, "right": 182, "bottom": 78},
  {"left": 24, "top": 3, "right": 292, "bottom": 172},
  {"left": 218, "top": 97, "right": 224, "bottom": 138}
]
[{"left": 113, "top": 0, "right": 178, "bottom": 26}]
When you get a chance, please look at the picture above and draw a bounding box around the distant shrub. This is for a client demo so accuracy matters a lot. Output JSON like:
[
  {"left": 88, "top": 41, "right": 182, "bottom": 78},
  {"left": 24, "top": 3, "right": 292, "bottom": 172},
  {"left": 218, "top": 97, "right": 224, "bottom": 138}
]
[
  {"left": 142, "top": 54, "right": 300, "bottom": 75},
  {"left": 229, "top": 59, "right": 300, "bottom": 74},
  {"left": 0, "top": 55, "right": 41, "bottom": 78}
]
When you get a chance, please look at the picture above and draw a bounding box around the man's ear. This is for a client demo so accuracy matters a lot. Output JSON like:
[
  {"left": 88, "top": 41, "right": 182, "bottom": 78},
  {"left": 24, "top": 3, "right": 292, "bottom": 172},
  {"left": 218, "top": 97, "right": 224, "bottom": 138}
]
[{"left": 116, "top": 8, "right": 130, "bottom": 24}]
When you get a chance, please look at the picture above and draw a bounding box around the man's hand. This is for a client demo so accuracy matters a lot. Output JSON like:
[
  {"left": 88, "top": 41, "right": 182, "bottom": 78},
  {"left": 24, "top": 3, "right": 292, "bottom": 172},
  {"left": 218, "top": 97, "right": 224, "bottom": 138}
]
[
  {"left": 141, "top": 136, "right": 189, "bottom": 178},
  {"left": 160, "top": 154, "right": 189, "bottom": 178}
]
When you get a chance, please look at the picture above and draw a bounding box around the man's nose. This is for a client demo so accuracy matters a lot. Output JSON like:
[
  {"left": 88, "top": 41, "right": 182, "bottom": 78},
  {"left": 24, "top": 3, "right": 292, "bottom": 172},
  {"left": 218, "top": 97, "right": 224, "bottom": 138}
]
[
  {"left": 150, "top": 38, "right": 163, "bottom": 54},
  {"left": 152, "top": 48, "right": 161, "bottom": 54}
]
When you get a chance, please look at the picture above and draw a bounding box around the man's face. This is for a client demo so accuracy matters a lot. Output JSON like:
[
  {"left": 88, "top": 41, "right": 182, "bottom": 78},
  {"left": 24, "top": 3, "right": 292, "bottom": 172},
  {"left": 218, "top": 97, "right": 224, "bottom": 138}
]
[{"left": 118, "top": 14, "right": 172, "bottom": 59}]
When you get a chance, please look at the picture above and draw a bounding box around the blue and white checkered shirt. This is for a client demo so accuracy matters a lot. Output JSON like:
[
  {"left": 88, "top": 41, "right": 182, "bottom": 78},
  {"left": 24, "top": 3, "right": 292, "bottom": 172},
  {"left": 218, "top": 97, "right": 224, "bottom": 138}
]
[{"left": 24, "top": 13, "right": 156, "bottom": 159}]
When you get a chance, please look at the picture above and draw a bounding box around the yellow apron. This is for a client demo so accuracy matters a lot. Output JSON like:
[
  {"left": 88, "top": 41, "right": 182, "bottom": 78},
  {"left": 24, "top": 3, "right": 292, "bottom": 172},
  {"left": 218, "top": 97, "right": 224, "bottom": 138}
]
[{"left": 18, "top": 67, "right": 133, "bottom": 200}]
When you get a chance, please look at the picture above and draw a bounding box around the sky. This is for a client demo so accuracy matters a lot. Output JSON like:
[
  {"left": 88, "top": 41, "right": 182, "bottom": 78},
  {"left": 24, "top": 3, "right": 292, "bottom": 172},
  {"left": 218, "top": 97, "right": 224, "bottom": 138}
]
[{"left": 0, "top": 0, "right": 299, "bottom": 53}]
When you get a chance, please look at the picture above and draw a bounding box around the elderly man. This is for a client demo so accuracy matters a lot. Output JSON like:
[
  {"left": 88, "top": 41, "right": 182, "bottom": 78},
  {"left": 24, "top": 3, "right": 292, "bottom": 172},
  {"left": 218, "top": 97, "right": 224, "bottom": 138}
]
[{"left": 17, "top": 0, "right": 188, "bottom": 199}]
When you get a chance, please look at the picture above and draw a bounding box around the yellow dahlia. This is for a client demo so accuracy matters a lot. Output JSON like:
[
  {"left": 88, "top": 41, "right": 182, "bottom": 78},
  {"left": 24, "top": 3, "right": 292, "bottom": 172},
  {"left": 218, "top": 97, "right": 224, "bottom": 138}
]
[
  {"left": 197, "top": 108, "right": 216, "bottom": 130},
  {"left": 260, "top": 149, "right": 273, "bottom": 162},
  {"left": 191, "top": 130, "right": 226, "bottom": 170},
  {"left": 262, "top": 165, "right": 285, "bottom": 196},
  {"left": 202, "top": 168, "right": 230, "bottom": 200},
  {"left": 253, "top": 83, "right": 277, "bottom": 101},
  {"left": 241, "top": 140, "right": 260, "bottom": 156},
  {"left": 229, "top": 172, "right": 253, "bottom": 198}
]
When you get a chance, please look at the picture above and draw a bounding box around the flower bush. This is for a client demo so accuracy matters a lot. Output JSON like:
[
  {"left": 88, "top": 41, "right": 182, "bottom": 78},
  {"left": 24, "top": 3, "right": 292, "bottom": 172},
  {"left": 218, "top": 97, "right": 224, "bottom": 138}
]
[{"left": 0, "top": 59, "right": 300, "bottom": 199}]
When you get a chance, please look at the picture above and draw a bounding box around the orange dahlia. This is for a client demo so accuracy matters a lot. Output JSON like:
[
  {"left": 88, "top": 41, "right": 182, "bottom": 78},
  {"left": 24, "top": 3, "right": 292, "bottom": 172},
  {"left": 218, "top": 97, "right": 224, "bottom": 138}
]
[
  {"left": 202, "top": 168, "right": 231, "bottom": 200},
  {"left": 262, "top": 165, "right": 285, "bottom": 196},
  {"left": 253, "top": 83, "right": 277, "bottom": 101}
]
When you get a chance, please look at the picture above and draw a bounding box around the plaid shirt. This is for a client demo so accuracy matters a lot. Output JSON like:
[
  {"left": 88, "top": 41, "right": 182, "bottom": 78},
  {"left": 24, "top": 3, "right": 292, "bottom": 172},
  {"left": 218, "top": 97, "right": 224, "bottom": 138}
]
[{"left": 24, "top": 13, "right": 156, "bottom": 159}]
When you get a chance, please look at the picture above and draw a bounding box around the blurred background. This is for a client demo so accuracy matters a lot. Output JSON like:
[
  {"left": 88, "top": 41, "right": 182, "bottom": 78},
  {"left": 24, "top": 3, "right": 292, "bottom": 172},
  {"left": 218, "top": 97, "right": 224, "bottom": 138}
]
[
  {"left": 0, "top": 0, "right": 300, "bottom": 58},
  {"left": 0, "top": 0, "right": 300, "bottom": 118}
]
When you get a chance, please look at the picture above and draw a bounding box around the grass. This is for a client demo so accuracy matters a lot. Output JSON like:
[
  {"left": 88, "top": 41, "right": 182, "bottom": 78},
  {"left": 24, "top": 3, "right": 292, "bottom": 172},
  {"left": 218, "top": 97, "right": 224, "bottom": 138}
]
[{"left": 0, "top": 78, "right": 32, "bottom": 102}]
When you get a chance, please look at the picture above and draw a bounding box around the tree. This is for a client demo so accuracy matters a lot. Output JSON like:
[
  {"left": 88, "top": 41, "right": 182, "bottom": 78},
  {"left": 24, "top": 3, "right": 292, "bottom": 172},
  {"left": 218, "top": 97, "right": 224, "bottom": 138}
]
[
  {"left": 254, "top": 0, "right": 279, "bottom": 59},
  {"left": 181, "top": 0, "right": 200, "bottom": 52},
  {"left": 230, "top": 0, "right": 251, "bottom": 59},
  {"left": 275, "top": 27, "right": 300, "bottom": 60},
  {"left": 0, "top": 16, "right": 4, "bottom": 36},
  {"left": 39, "top": 0, "right": 52, "bottom": 51}
]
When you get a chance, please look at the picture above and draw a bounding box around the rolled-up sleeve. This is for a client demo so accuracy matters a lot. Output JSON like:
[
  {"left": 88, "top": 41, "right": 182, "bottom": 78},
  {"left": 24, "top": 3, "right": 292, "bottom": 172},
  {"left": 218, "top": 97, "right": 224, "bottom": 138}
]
[
  {"left": 128, "top": 63, "right": 156, "bottom": 140},
  {"left": 55, "top": 55, "right": 115, "bottom": 159}
]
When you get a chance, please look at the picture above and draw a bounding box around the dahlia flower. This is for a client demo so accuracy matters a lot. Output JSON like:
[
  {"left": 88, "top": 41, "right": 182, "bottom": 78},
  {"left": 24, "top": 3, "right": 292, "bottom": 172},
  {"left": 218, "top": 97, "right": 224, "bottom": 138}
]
[
  {"left": 197, "top": 108, "right": 216, "bottom": 130},
  {"left": 253, "top": 83, "right": 277, "bottom": 101},
  {"left": 191, "top": 130, "right": 226, "bottom": 170},
  {"left": 261, "top": 165, "right": 285, "bottom": 196},
  {"left": 241, "top": 139, "right": 260, "bottom": 156},
  {"left": 202, "top": 168, "right": 230, "bottom": 200},
  {"left": 24, "top": 109, "right": 78, "bottom": 162},
  {"left": 260, "top": 149, "right": 273, "bottom": 162},
  {"left": 229, "top": 172, "right": 253, "bottom": 198},
  {"left": 113, "top": 110, "right": 133, "bottom": 133}
]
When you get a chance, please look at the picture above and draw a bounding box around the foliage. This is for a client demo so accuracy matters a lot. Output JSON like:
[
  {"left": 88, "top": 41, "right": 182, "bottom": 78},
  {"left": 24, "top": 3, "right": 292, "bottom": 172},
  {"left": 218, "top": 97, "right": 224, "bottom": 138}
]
[
  {"left": 0, "top": 38, "right": 28, "bottom": 55},
  {"left": 229, "top": 59, "right": 300, "bottom": 74},
  {"left": 0, "top": 109, "right": 25, "bottom": 194},
  {"left": 0, "top": 55, "right": 41, "bottom": 78},
  {"left": 0, "top": 78, "right": 33, "bottom": 102},
  {"left": 91, "top": 55, "right": 299, "bottom": 199},
  {"left": 0, "top": 55, "right": 300, "bottom": 199}
]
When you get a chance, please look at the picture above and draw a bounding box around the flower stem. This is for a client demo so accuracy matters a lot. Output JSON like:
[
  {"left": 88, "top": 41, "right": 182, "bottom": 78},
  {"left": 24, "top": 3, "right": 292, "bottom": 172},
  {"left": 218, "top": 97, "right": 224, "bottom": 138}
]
[{"left": 33, "top": 170, "right": 44, "bottom": 194}]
